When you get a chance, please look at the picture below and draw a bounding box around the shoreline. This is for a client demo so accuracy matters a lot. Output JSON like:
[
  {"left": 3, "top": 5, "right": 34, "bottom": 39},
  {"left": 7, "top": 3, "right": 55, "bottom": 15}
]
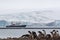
[{"left": 0, "top": 27, "right": 60, "bottom": 29}]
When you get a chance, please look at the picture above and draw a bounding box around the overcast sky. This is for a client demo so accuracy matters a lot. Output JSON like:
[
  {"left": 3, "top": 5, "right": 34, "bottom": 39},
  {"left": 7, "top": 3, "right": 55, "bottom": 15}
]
[
  {"left": 0, "top": 0, "right": 60, "bottom": 10},
  {"left": 0, "top": 0, "right": 60, "bottom": 20}
]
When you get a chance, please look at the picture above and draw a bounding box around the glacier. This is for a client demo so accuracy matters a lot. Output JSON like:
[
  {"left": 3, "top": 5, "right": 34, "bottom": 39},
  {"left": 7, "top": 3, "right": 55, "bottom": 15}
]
[
  {"left": 0, "top": 10, "right": 55, "bottom": 23},
  {"left": 0, "top": 10, "right": 60, "bottom": 28}
]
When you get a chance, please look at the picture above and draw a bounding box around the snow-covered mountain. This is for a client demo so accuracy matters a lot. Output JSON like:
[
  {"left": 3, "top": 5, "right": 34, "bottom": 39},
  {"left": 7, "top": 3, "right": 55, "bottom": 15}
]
[
  {"left": 0, "top": 11, "right": 54, "bottom": 23},
  {"left": 0, "top": 10, "right": 56, "bottom": 27}
]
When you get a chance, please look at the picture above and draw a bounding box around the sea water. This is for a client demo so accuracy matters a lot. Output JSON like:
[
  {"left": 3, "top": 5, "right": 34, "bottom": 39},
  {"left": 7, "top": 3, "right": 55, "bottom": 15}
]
[{"left": 0, "top": 29, "right": 60, "bottom": 38}]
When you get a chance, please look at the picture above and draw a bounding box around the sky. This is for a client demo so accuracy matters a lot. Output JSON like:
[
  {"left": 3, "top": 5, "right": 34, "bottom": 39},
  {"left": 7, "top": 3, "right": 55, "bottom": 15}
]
[{"left": 0, "top": 0, "right": 60, "bottom": 20}]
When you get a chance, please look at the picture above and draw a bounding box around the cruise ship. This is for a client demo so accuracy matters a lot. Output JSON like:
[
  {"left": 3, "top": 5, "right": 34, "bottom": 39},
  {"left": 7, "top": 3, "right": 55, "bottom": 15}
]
[
  {"left": 0, "top": 20, "right": 26, "bottom": 29},
  {"left": 6, "top": 21, "right": 26, "bottom": 28},
  {"left": 6, "top": 24, "right": 26, "bottom": 28}
]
